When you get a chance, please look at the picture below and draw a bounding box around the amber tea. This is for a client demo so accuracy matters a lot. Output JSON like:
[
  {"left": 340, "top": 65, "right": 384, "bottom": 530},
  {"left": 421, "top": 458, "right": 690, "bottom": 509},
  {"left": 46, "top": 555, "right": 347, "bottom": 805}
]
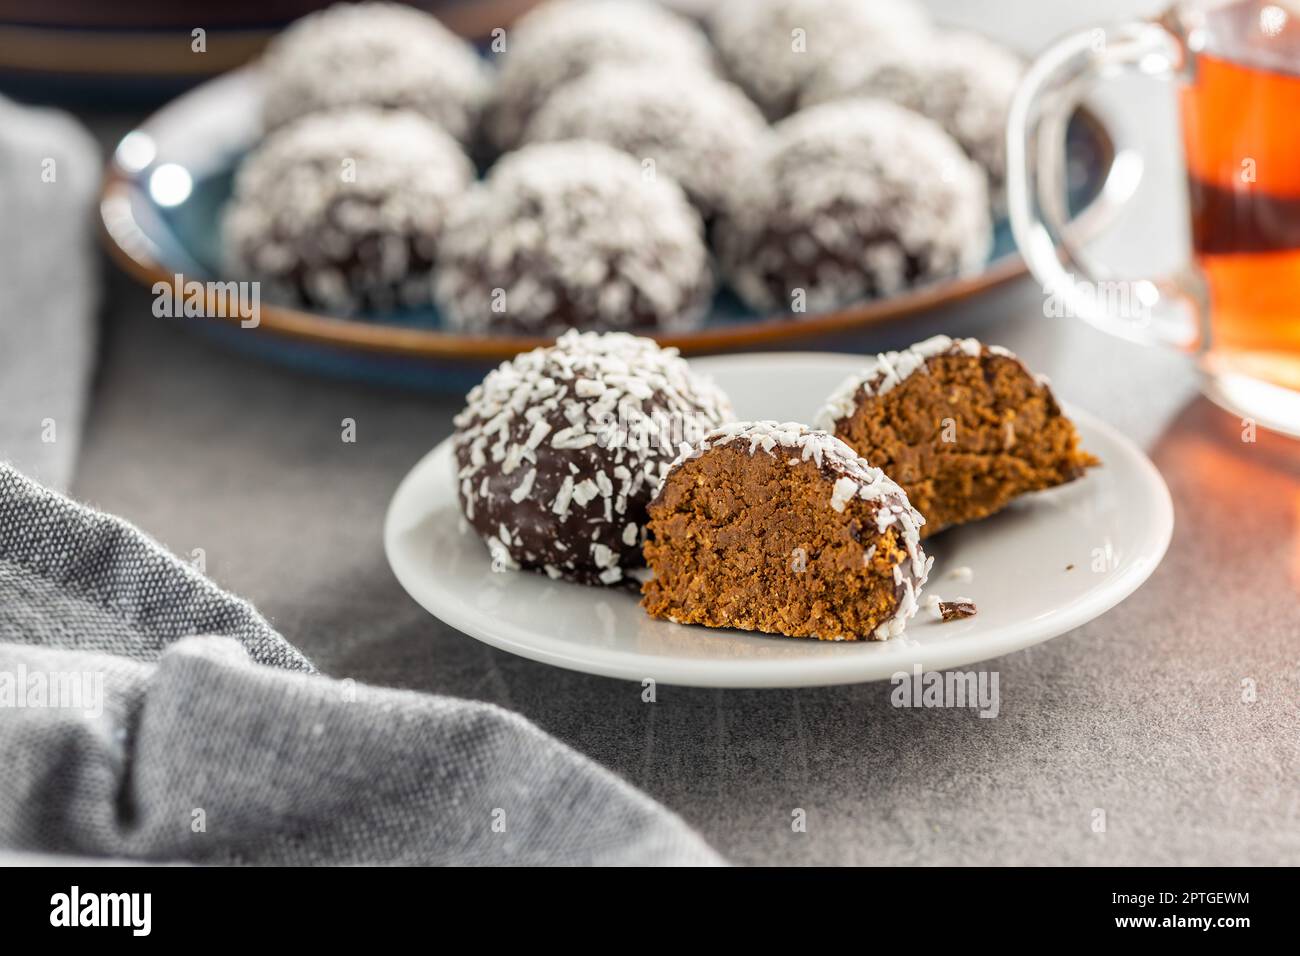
[{"left": 1181, "top": 0, "right": 1300, "bottom": 391}]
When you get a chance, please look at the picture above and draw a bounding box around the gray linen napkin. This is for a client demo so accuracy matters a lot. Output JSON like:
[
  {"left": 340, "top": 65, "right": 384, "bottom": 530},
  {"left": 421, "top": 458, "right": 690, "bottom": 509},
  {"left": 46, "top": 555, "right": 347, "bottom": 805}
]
[
  {"left": 0, "top": 97, "right": 719, "bottom": 866},
  {"left": 0, "top": 95, "right": 100, "bottom": 492},
  {"left": 0, "top": 463, "right": 722, "bottom": 864}
]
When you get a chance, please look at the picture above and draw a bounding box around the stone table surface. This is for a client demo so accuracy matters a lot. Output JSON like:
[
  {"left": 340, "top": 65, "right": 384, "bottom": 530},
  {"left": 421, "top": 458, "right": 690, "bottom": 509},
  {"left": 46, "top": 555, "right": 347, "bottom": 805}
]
[{"left": 71, "top": 0, "right": 1300, "bottom": 864}]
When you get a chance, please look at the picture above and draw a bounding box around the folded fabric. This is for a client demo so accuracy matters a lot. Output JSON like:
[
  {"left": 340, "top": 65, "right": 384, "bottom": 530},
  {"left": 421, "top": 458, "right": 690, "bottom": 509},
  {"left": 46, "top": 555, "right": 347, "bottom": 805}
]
[
  {"left": 0, "top": 95, "right": 101, "bottom": 492},
  {"left": 0, "top": 464, "right": 722, "bottom": 865}
]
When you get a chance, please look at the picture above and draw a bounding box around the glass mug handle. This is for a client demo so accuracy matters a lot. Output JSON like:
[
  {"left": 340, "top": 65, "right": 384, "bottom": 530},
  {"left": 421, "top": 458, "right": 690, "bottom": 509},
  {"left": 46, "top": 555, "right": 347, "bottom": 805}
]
[{"left": 1007, "top": 21, "right": 1205, "bottom": 351}]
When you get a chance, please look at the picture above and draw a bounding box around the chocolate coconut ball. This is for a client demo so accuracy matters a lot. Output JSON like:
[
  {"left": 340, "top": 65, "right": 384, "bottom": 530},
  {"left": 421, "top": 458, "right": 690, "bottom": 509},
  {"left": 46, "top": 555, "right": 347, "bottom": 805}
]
[
  {"left": 802, "top": 31, "right": 1025, "bottom": 206},
  {"left": 522, "top": 65, "right": 768, "bottom": 220},
  {"left": 224, "top": 108, "right": 474, "bottom": 315},
  {"left": 642, "top": 421, "right": 931, "bottom": 640},
  {"left": 453, "top": 330, "right": 734, "bottom": 586},
  {"left": 260, "top": 2, "right": 489, "bottom": 146},
  {"left": 815, "top": 335, "right": 1098, "bottom": 538},
  {"left": 715, "top": 99, "right": 992, "bottom": 314},
  {"left": 485, "top": 0, "right": 715, "bottom": 152},
  {"left": 435, "top": 140, "right": 715, "bottom": 336},
  {"left": 707, "top": 0, "right": 931, "bottom": 120}
]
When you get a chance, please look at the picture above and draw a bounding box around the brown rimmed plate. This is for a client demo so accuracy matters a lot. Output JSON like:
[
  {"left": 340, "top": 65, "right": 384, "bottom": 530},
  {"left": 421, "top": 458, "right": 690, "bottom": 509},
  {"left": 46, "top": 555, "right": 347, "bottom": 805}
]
[{"left": 100, "top": 66, "right": 1124, "bottom": 392}]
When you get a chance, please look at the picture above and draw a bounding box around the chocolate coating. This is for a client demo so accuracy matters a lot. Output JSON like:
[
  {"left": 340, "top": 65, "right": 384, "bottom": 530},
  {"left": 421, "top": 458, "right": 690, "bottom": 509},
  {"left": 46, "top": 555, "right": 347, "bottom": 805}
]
[
  {"left": 260, "top": 1, "right": 489, "bottom": 146},
  {"left": 453, "top": 330, "right": 733, "bottom": 585},
  {"left": 521, "top": 64, "right": 767, "bottom": 221},
  {"left": 484, "top": 0, "right": 715, "bottom": 153},
  {"left": 715, "top": 99, "right": 991, "bottom": 314},
  {"left": 435, "top": 141, "right": 714, "bottom": 336},
  {"left": 707, "top": 0, "right": 931, "bottom": 120},
  {"left": 223, "top": 108, "right": 473, "bottom": 315},
  {"left": 802, "top": 30, "right": 1025, "bottom": 207}
]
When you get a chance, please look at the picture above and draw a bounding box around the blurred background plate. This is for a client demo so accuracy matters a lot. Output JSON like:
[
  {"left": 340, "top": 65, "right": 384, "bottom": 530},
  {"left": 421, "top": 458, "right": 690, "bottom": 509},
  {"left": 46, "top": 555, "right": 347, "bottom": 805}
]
[{"left": 96, "top": 25, "right": 1126, "bottom": 392}]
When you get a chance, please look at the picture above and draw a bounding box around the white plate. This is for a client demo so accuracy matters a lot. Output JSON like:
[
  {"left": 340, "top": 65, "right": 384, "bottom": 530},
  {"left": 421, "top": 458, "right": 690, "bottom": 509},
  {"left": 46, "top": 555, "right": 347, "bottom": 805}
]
[{"left": 384, "top": 353, "right": 1173, "bottom": 687}]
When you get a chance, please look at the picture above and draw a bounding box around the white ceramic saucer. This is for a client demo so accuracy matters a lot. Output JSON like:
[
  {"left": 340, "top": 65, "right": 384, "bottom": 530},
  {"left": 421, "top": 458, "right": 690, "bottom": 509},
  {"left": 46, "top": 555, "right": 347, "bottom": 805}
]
[{"left": 384, "top": 353, "right": 1173, "bottom": 687}]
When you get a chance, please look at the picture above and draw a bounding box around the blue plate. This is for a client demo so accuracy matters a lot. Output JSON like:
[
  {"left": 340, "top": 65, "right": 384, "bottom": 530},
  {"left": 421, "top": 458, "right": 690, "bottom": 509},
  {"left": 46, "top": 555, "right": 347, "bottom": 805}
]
[{"left": 101, "top": 67, "right": 1124, "bottom": 393}]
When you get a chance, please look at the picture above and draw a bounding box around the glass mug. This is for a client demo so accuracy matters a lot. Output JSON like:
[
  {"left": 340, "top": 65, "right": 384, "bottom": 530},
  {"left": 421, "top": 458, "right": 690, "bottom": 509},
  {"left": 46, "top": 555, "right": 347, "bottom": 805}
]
[{"left": 1008, "top": 0, "right": 1300, "bottom": 436}]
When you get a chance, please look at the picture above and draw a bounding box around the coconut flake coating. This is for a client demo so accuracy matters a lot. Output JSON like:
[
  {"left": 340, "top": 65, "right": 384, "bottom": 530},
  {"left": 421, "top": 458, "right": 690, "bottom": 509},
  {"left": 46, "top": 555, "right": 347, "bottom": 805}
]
[
  {"left": 485, "top": 0, "right": 716, "bottom": 152},
  {"left": 453, "top": 330, "right": 734, "bottom": 585},
  {"left": 435, "top": 140, "right": 715, "bottom": 336},
  {"left": 522, "top": 65, "right": 768, "bottom": 220},
  {"left": 661, "top": 421, "right": 931, "bottom": 639},
  {"left": 707, "top": 0, "right": 931, "bottom": 119},
  {"left": 802, "top": 31, "right": 1025, "bottom": 206},
  {"left": 259, "top": 2, "right": 489, "bottom": 145},
  {"left": 223, "top": 108, "right": 474, "bottom": 315},
  {"left": 715, "top": 98, "right": 992, "bottom": 314},
  {"left": 815, "top": 335, "right": 1019, "bottom": 429}
]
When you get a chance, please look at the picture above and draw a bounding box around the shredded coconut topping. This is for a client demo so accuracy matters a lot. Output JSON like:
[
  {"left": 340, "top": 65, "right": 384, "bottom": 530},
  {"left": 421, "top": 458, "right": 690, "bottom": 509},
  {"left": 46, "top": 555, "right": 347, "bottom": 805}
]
[
  {"left": 260, "top": 1, "right": 489, "bottom": 144},
  {"left": 485, "top": 0, "right": 716, "bottom": 151},
  {"left": 522, "top": 64, "right": 768, "bottom": 219},
  {"left": 716, "top": 98, "right": 991, "bottom": 313},
  {"left": 707, "top": 0, "right": 932, "bottom": 119},
  {"left": 816, "top": 335, "right": 1024, "bottom": 430},
  {"left": 663, "top": 420, "right": 931, "bottom": 638},
  {"left": 224, "top": 107, "right": 474, "bottom": 315},
  {"left": 802, "top": 30, "right": 1025, "bottom": 205},
  {"left": 435, "top": 140, "right": 713, "bottom": 335},
  {"left": 454, "top": 330, "right": 733, "bottom": 585}
]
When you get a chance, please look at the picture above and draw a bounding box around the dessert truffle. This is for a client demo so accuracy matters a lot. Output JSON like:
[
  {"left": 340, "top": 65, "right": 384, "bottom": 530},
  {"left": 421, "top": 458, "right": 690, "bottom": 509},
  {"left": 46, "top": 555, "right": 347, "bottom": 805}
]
[
  {"left": 715, "top": 99, "right": 992, "bottom": 314},
  {"left": 435, "top": 141, "right": 714, "bottom": 336},
  {"left": 707, "top": 0, "right": 931, "bottom": 120},
  {"left": 484, "top": 0, "right": 715, "bottom": 152},
  {"left": 224, "top": 108, "right": 474, "bottom": 315},
  {"left": 454, "top": 330, "right": 733, "bottom": 586},
  {"left": 522, "top": 65, "right": 768, "bottom": 220},
  {"left": 816, "top": 336, "right": 1099, "bottom": 538},
  {"left": 802, "top": 31, "right": 1025, "bottom": 205},
  {"left": 260, "top": 1, "right": 489, "bottom": 146},
  {"left": 642, "top": 421, "right": 931, "bottom": 641}
]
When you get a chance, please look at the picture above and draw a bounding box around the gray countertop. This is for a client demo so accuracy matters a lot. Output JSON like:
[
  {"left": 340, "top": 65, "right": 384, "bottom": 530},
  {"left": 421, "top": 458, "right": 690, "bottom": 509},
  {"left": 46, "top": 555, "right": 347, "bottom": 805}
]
[
  {"left": 74, "top": 266, "right": 1300, "bottom": 866},
  {"left": 70, "top": 0, "right": 1300, "bottom": 864}
]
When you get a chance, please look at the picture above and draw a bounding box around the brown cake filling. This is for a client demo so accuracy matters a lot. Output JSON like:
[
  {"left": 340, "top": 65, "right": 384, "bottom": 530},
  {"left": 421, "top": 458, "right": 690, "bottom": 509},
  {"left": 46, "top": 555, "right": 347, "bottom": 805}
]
[
  {"left": 829, "top": 351, "right": 1098, "bottom": 538},
  {"left": 641, "top": 444, "right": 912, "bottom": 641}
]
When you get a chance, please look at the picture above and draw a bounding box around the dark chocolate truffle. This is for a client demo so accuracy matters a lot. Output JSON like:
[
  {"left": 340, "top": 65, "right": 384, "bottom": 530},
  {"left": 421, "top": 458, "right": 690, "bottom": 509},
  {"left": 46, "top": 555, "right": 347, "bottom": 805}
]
[
  {"left": 522, "top": 65, "right": 768, "bottom": 220},
  {"left": 642, "top": 421, "right": 931, "bottom": 640},
  {"left": 715, "top": 99, "right": 991, "bottom": 314},
  {"left": 453, "top": 330, "right": 734, "bottom": 585},
  {"left": 223, "top": 108, "right": 474, "bottom": 315},
  {"left": 707, "top": 0, "right": 931, "bottom": 120},
  {"left": 484, "top": 0, "right": 715, "bottom": 152},
  {"left": 434, "top": 141, "right": 714, "bottom": 336},
  {"left": 260, "top": 1, "right": 489, "bottom": 146},
  {"left": 802, "top": 31, "right": 1025, "bottom": 206}
]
